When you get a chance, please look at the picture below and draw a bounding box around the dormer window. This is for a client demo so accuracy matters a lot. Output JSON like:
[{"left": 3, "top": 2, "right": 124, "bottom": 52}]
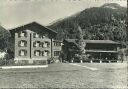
[
  {"left": 33, "top": 33, "right": 41, "bottom": 38},
  {"left": 18, "top": 31, "right": 27, "bottom": 37},
  {"left": 33, "top": 33, "right": 39, "bottom": 38},
  {"left": 18, "top": 40, "right": 27, "bottom": 47},
  {"left": 41, "top": 33, "right": 47, "bottom": 38}
]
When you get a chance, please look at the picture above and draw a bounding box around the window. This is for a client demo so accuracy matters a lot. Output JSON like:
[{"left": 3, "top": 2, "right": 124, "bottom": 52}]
[
  {"left": 54, "top": 41, "right": 61, "bottom": 46},
  {"left": 41, "top": 33, "right": 46, "bottom": 38},
  {"left": 18, "top": 40, "right": 27, "bottom": 47},
  {"left": 54, "top": 42, "right": 56, "bottom": 46},
  {"left": 18, "top": 31, "right": 27, "bottom": 37},
  {"left": 33, "top": 33, "right": 42, "bottom": 38},
  {"left": 44, "top": 51, "right": 47, "bottom": 56},
  {"left": 19, "top": 50, "right": 27, "bottom": 56},
  {"left": 34, "top": 50, "right": 41, "bottom": 56},
  {"left": 42, "top": 35, "right": 45, "bottom": 38},
  {"left": 43, "top": 41, "right": 50, "bottom": 48},
  {"left": 54, "top": 51, "right": 60, "bottom": 56},
  {"left": 33, "top": 41, "right": 41, "bottom": 47},
  {"left": 42, "top": 51, "right": 44, "bottom": 56},
  {"left": 59, "top": 42, "right": 61, "bottom": 46},
  {"left": 43, "top": 50, "right": 50, "bottom": 56},
  {"left": 33, "top": 33, "right": 39, "bottom": 38}
]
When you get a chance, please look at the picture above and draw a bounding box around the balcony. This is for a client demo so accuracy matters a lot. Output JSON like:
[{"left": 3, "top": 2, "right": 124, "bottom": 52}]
[{"left": 85, "top": 49, "right": 118, "bottom": 53}]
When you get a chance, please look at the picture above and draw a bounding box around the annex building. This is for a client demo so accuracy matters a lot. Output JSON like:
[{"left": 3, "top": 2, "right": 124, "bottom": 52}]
[{"left": 62, "top": 39, "right": 121, "bottom": 63}]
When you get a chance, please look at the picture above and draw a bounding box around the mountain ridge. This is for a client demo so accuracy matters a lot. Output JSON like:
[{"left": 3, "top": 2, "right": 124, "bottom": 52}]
[{"left": 48, "top": 3, "right": 127, "bottom": 45}]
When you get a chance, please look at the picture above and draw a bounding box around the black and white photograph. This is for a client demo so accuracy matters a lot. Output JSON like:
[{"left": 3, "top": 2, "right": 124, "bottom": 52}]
[{"left": 0, "top": 0, "right": 127, "bottom": 88}]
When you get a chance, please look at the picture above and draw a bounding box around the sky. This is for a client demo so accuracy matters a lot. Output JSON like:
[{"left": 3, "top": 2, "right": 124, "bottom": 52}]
[{"left": 0, "top": 0, "right": 127, "bottom": 29}]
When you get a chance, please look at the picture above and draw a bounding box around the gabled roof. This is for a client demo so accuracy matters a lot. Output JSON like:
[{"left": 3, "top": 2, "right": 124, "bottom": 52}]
[
  {"left": 9, "top": 22, "right": 57, "bottom": 36},
  {"left": 64, "top": 39, "right": 120, "bottom": 44}
]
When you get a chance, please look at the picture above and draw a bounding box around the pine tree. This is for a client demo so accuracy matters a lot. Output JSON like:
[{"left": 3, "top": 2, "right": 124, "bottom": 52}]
[
  {"left": 76, "top": 25, "right": 85, "bottom": 54},
  {"left": 75, "top": 25, "right": 86, "bottom": 62},
  {"left": 0, "top": 25, "right": 10, "bottom": 51}
]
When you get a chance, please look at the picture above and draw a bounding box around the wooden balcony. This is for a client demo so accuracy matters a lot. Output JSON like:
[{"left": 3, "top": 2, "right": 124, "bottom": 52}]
[{"left": 85, "top": 50, "right": 118, "bottom": 53}]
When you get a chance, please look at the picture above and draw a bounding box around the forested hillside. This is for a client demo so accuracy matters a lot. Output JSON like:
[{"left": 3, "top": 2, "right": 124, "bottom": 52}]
[
  {"left": 0, "top": 25, "right": 10, "bottom": 51},
  {"left": 49, "top": 3, "right": 127, "bottom": 45}
]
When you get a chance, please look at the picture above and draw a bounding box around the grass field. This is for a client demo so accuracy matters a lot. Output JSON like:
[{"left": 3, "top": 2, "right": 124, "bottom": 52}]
[{"left": 0, "top": 63, "right": 127, "bottom": 88}]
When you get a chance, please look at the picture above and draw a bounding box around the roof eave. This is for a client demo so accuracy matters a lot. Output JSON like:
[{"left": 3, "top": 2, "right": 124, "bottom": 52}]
[{"left": 9, "top": 21, "right": 57, "bottom": 36}]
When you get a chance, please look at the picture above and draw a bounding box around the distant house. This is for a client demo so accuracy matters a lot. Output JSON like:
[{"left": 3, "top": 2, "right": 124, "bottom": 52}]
[
  {"left": 9, "top": 22, "right": 62, "bottom": 65},
  {"left": 62, "top": 39, "right": 121, "bottom": 62}
]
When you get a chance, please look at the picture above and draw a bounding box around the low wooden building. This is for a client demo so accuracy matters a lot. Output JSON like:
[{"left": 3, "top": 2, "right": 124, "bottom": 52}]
[{"left": 62, "top": 39, "right": 121, "bottom": 63}]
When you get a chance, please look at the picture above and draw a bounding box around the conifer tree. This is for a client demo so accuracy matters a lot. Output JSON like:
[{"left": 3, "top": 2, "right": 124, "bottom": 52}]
[
  {"left": 75, "top": 25, "right": 85, "bottom": 62},
  {"left": 76, "top": 25, "right": 85, "bottom": 55}
]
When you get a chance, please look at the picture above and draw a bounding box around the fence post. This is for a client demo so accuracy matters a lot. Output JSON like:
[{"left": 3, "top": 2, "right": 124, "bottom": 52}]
[
  {"left": 80, "top": 60, "right": 83, "bottom": 63},
  {"left": 71, "top": 60, "right": 73, "bottom": 63},
  {"left": 5, "top": 58, "right": 6, "bottom": 66}
]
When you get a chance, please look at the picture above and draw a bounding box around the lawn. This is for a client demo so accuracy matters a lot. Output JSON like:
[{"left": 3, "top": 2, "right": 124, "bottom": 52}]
[{"left": 0, "top": 63, "right": 127, "bottom": 88}]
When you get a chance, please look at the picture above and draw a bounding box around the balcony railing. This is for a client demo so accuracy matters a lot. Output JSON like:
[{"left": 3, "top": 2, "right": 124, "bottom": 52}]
[
  {"left": 85, "top": 48, "right": 117, "bottom": 51},
  {"left": 85, "top": 49, "right": 118, "bottom": 53}
]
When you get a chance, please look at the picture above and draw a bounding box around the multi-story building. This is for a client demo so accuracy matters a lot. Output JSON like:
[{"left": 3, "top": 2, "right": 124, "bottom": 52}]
[
  {"left": 62, "top": 39, "right": 121, "bottom": 62},
  {"left": 9, "top": 22, "right": 62, "bottom": 65}
]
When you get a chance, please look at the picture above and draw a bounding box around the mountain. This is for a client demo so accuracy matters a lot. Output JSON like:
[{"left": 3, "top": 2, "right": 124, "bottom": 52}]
[
  {"left": 48, "top": 3, "right": 127, "bottom": 45},
  {"left": 101, "top": 3, "right": 124, "bottom": 9}
]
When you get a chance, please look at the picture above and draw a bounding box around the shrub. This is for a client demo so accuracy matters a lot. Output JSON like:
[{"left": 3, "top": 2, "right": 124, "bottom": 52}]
[
  {"left": 33, "top": 60, "right": 47, "bottom": 65},
  {"left": 47, "top": 57, "right": 54, "bottom": 64}
]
